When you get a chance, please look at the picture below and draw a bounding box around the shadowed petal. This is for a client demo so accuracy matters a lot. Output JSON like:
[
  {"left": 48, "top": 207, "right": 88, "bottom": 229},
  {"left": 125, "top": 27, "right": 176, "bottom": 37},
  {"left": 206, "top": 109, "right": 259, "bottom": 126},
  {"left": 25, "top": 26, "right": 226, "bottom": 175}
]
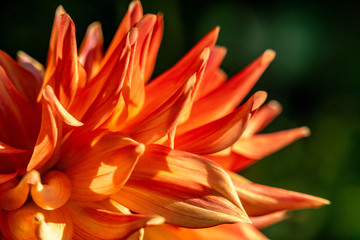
[
  {"left": 1, "top": 203, "right": 73, "bottom": 240},
  {"left": 0, "top": 50, "right": 40, "bottom": 103},
  {"left": 230, "top": 172, "right": 330, "bottom": 216},
  {"left": 59, "top": 131, "right": 145, "bottom": 202},
  {"left": 113, "top": 144, "right": 250, "bottom": 228},
  {"left": 67, "top": 201, "right": 164, "bottom": 240},
  {"left": 0, "top": 66, "right": 40, "bottom": 150},
  {"left": 16, "top": 51, "right": 44, "bottom": 88},
  {"left": 27, "top": 100, "right": 58, "bottom": 171}
]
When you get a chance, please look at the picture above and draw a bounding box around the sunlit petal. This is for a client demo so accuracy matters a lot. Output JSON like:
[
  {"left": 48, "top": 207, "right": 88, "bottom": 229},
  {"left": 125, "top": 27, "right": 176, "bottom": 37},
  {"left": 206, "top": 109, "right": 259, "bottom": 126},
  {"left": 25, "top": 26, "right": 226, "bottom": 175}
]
[{"left": 113, "top": 144, "right": 250, "bottom": 228}]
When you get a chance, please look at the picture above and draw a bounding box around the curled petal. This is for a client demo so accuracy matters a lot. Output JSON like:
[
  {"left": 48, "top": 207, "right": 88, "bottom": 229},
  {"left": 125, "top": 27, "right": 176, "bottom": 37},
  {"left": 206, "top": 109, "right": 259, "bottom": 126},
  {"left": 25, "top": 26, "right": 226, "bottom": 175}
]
[
  {"left": 1, "top": 203, "right": 73, "bottom": 240},
  {"left": 0, "top": 176, "right": 29, "bottom": 210},
  {"left": 175, "top": 91, "right": 266, "bottom": 155},
  {"left": 233, "top": 126, "right": 311, "bottom": 160},
  {"left": 113, "top": 144, "right": 250, "bottom": 228},
  {"left": 27, "top": 100, "right": 58, "bottom": 171},
  {"left": 67, "top": 201, "right": 164, "bottom": 240},
  {"left": 30, "top": 170, "right": 72, "bottom": 210},
  {"left": 60, "top": 131, "right": 145, "bottom": 202},
  {"left": 179, "top": 49, "right": 275, "bottom": 133},
  {"left": 230, "top": 172, "right": 330, "bottom": 216},
  {"left": 43, "top": 86, "right": 83, "bottom": 127},
  {"left": 0, "top": 142, "right": 27, "bottom": 154}
]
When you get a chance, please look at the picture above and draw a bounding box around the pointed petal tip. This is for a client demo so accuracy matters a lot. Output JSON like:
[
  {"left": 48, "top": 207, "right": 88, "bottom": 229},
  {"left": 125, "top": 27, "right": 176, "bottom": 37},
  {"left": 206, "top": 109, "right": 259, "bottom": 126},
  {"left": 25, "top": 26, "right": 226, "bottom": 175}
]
[
  {"left": 300, "top": 126, "right": 311, "bottom": 137},
  {"left": 262, "top": 49, "right": 276, "bottom": 65},
  {"left": 252, "top": 91, "right": 268, "bottom": 111},
  {"left": 129, "top": 0, "right": 142, "bottom": 11},
  {"left": 55, "top": 5, "right": 66, "bottom": 15},
  {"left": 267, "top": 100, "right": 283, "bottom": 113},
  {"left": 129, "top": 28, "right": 139, "bottom": 46}
]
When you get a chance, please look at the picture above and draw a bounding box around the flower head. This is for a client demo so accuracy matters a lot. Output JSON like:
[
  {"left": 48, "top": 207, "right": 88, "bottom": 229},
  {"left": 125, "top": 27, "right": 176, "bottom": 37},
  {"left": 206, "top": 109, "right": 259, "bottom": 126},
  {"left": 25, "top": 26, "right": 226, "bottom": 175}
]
[{"left": 0, "top": 1, "right": 328, "bottom": 239}]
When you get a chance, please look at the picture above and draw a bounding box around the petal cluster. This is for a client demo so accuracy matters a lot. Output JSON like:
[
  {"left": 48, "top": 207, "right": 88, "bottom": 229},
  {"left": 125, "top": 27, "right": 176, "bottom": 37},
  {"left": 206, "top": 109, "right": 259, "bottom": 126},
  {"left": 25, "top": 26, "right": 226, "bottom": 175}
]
[{"left": 0, "top": 1, "right": 328, "bottom": 239}]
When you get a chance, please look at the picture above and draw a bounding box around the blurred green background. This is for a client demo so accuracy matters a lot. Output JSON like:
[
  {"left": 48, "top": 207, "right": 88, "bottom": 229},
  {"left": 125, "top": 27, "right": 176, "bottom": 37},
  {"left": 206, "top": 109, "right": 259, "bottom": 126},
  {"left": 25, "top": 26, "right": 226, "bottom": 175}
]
[{"left": 1, "top": 0, "right": 359, "bottom": 239}]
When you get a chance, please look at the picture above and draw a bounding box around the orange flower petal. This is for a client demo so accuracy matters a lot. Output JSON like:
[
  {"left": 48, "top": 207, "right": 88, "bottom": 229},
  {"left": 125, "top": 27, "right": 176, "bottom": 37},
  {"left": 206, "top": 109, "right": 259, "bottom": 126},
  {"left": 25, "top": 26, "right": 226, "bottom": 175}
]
[
  {"left": 113, "top": 144, "right": 250, "bottom": 228},
  {"left": 102, "top": 0, "right": 143, "bottom": 65},
  {"left": 27, "top": 101, "right": 58, "bottom": 171},
  {"left": 124, "top": 73, "right": 196, "bottom": 145},
  {"left": 30, "top": 170, "right": 72, "bottom": 210},
  {"left": 143, "top": 13, "right": 163, "bottom": 83},
  {"left": 123, "top": 14, "right": 157, "bottom": 119},
  {"left": 179, "top": 49, "right": 275, "bottom": 133},
  {"left": 71, "top": 28, "right": 137, "bottom": 127},
  {"left": 242, "top": 100, "right": 283, "bottom": 138},
  {"left": 1, "top": 202, "right": 73, "bottom": 240},
  {"left": 16, "top": 51, "right": 44, "bottom": 87},
  {"left": 230, "top": 172, "right": 330, "bottom": 216},
  {"left": 67, "top": 201, "right": 164, "bottom": 240},
  {"left": 251, "top": 211, "right": 287, "bottom": 229},
  {"left": 0, "top": 65, "right": 40, "bottom": 150},
  {"left": 233, "top": 126, "right": 311, "bottom": 160},
  {"left": 60, "top": 131, "right": 145, "bottom": 202},
  {"left": 43, "top": 86, "right": 83, "bottom": 127},
  {"left": 206, "top": 150, "right": 256, "bottom": 172},
  {"left": 52, "top": 13, "right": 79, "bottom": 108},
  {"left": 79, "top": 22, "right": 104, "bottom": 81},
  {"left": 175, "top": 91, "right": 266, "bottom": 155},
  {"left": 143, "top": 27, "right": 219, "bottom": 116},
  {"left": 142, "top": 223, "right": 268, "bottom": 240},
  {"left": 0, "top": 50, "right": 40, "bottom": 103},
  {"left": 196, "top": 46, "right": 227, "bottom": 100},
  {"left": 0, "top": 172, "right": 18, "bottom": 184}
]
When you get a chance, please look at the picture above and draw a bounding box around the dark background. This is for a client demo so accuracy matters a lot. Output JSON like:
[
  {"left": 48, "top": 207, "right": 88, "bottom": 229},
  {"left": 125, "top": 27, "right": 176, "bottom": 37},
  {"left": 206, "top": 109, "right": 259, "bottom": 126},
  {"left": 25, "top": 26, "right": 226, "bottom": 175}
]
[{"left": 1, "top": 0, "right": 359, "bottom": 239}]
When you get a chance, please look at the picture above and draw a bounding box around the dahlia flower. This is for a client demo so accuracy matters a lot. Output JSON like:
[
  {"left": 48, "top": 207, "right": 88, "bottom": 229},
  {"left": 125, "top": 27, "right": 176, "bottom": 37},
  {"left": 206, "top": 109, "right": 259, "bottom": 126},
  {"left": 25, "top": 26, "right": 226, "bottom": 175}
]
[{"left": 0, "top": 1, "right": 329, "bottom": 239}]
